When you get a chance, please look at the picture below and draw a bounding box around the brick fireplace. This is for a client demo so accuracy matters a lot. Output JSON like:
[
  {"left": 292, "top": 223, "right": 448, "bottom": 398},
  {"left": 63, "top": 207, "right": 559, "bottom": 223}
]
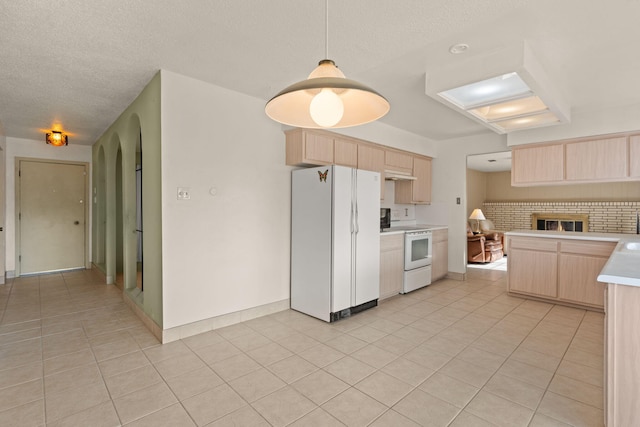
[{"left": 482, "top": 201, "right": 640, "bottom": 234}]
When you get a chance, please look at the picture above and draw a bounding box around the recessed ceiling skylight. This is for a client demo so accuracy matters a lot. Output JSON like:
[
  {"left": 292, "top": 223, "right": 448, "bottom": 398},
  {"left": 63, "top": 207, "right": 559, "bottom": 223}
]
[
  {"left": 438, "top": 72, "right": 531, "bottom": 109},
  {"left": 493, "top": 111, "right": 560, "bottom": 131},
  {"left": 425, "top": 41, "right": 570, "bottom": 134},
  {"left": 469, "top": 95, "right": 548, "bottom": 122}
]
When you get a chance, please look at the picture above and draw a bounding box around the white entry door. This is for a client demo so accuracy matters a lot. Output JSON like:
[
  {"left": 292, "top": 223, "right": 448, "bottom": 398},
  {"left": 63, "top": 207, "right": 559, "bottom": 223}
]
[{"left": 19, "top": 160, "right": 87, "bottom": 275}]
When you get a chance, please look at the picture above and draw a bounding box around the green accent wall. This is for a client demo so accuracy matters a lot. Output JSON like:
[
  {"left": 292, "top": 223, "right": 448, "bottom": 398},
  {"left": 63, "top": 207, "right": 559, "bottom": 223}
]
[{"left": 92, "top": 72, "right": 163, "bottom": 328}]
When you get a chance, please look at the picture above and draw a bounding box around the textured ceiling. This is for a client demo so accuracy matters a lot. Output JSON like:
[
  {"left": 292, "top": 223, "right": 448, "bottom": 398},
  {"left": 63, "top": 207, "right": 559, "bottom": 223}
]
[{"left": 2, "top": 0, "right": 640, "bottom": 146}]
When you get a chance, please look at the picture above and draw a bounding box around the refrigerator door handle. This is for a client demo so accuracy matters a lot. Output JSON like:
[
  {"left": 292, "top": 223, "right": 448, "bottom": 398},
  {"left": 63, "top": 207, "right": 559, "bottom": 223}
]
[
  {"left": 350, "top": 201, "right": 355, "bottom": 233},
  {"left": 354, "top": 202, "right": 359, "bottom": 234}
]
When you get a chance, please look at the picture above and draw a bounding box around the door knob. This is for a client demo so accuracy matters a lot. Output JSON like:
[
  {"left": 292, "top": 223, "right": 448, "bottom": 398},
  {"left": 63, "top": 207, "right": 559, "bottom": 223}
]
[{"left": 74, "top": 221, "right": 80, "bottom": 225}]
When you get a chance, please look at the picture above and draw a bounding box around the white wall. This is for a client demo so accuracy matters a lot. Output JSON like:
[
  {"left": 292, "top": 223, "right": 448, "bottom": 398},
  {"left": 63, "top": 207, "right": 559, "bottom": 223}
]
[
  {"left": 4, "top": 137, "right": 92, "bottom": 274},
  {"left": 331, "top": 122, "right": 438, "bottom": 158},
  {"left": 416, "top": 133, "right": 509, "bottom": 274},
  {"left": 157, "top": 70, "right": 443, "bottom": 330},
  {"left": 160, "top": 71, "right": 293, "bottom": 329}
]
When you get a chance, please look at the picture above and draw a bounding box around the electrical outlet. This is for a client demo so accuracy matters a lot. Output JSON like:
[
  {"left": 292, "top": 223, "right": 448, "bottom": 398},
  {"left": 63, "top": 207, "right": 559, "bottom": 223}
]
[
  {"left": 456, "top": 197, "right": 461, "bottom": 205},
  {"left": 177, "top": 187, "right": 191, "bottom": 200}
]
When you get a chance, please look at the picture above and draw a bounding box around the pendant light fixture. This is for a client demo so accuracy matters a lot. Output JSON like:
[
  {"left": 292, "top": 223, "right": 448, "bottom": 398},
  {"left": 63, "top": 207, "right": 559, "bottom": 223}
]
[{"left": 265, "top": 0, "right": 390, "bottom": 129}]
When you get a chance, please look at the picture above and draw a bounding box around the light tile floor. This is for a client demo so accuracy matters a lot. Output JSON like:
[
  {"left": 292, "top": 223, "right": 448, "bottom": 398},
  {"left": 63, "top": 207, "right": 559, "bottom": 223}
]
[{"left": 0, "top": 266, "right": 605, "bottom": 426}]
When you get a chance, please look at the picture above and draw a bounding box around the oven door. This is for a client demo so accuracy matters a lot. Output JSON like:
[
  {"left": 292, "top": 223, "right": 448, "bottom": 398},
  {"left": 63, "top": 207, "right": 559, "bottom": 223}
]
[{"left": 404, "top": 231, "right": 432, "bottom": 270}]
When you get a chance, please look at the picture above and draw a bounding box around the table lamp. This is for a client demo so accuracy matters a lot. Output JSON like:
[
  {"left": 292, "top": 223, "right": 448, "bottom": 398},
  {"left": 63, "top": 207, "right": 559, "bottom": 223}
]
[{"left": 469, "top": 209, "right": 486, "bottom": 234}]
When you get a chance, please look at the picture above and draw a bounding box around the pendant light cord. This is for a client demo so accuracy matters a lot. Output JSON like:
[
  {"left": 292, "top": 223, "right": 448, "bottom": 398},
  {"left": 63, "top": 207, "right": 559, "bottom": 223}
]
[{"left": 325, "top": 0, "right": 329, "bottom": 59}]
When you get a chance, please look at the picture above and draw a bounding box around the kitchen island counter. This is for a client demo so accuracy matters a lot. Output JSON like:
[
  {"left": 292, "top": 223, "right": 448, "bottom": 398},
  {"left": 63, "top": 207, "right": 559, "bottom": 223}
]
[{"left": 506, "top": 230, "right": 640, "bottom": 288}]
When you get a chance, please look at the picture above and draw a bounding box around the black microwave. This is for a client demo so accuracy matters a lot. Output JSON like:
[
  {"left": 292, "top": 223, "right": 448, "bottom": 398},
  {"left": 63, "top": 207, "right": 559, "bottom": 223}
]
[{"left": 380, "top": 208, "right": 391, "bottom": 231}]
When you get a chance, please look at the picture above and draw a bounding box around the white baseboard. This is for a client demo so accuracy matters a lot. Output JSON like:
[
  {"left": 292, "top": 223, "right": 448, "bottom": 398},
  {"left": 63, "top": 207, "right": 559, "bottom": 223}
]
[{"left": 162, "top": 299, "right": 291, "bottom": 343}]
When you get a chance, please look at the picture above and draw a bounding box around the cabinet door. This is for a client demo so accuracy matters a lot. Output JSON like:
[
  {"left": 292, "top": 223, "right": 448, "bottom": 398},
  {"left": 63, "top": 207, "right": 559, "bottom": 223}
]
[
  {"left": 431, "top": 229, "right": 448, "bottom": 281},
  {"left": 358, "top": 145, "right": 385, "bottom": 200},
  {"left": 395, "top": 156, "right": 431, "bottom": 204},
  {"left": 606, "top": 283, "right": 640, "bottom": 426},
  {"left": 630, "top": 135, "right": 640, "bottom": 178},
  {"left": 285, "top": 129, "right": 334, "bottom": 166},
  {"left": 304, "top": 133, "right": 334, "bottom": 165},
  {"left": 385, "top": 150, "right": 413, "bottom": 174},
  {"left": 334, "top": 138, "right": 358, "bottom": 168},
  {"left": 558, "top": 254, "right": 608, "bottom": 307},
  {"left": 508, "top": 238, "right": 558, "bottom": 298},
  {"left": 512, "top": 144, "right": 565, "bottom": 185},
  {"left": 358, "top": 145, "right": 384, "bottom": 172},
  {"left": 412, "top": 157, "right": 431, "bottom": 203},
  {"left": 379, "top": 234, "right": 404, "bottom": 300},
  {"left": 558, "top": 240, "right": 615, "bottom": 308},
  {"left": 565, "top": 137, "right": 627, "bottom": 181}
]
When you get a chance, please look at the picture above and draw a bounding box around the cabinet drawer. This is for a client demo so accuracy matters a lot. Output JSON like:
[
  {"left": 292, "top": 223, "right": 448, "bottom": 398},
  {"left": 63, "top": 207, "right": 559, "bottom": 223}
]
[
  {"left": 509, "top": 237, "right": 558, "bottom": 252},
  {"left": 381, "top": 234, "right": 404, "bottom": 251},
  {"left": 432, "top": 229, "right": 448, "bottom": 243},
  {"left": 559, "top": 240, "right": 616, "bottom": 257}
]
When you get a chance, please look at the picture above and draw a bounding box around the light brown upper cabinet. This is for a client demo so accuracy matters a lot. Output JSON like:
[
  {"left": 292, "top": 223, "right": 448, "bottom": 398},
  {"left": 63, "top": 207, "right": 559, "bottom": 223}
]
[
  {"left": 511, "top": 131, "right": 640, "bottom": 186},
  {"left": 286, "top": 129, "right": 334, "bottom": 166},
  {"left": 511, "top": 143, "right": 564, "bottom": 186},
  {"left": 630, "top": 134, "right": 640, "bottom": 178},
  {"left": 285, "top": 129, "right": 356, "bottom": 168},
  {"left": 384, "top": 150, "right": 413, "bottom": 174},
  {"left": 334, "top": 138, "right": 358, "bottom": 168},
  {"left": 285, "top": 128, "right": 432, "bottom": 204},
  {"left": 565, "top": 136, "right": 627, "bottom": 181},
  {"left": 357, "top": 144, "right": 385, "bottom": 199},
  {"left": 395, "top": 156, "right": 432, "bottom": 204}
]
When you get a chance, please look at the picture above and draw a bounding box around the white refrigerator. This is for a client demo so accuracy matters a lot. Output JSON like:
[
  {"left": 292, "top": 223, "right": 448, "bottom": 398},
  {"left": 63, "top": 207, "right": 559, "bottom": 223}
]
[{"left": 291, "top": 165, "right": 380, "bottom": 322}]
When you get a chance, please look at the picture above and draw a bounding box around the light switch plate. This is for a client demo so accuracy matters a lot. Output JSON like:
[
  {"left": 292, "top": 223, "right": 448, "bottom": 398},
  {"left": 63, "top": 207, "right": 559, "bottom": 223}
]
[{"left": 177, "top": 187, "right": 191, "bottom": 200}]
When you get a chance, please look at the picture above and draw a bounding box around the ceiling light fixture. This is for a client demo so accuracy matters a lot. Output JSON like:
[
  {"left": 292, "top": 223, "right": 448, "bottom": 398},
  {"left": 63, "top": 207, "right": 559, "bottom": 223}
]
[
  {"left": 265, "top": 0, "right": 389, "bottom": 129},
  {"left": 425, "top": 42, "right": 570, "bottom": 134},
  {"left": 45, "top": 130, "right": 68, "bottom": 146},
  {"left": 449, "top": 43, "right": 469, "bottom": 54}
]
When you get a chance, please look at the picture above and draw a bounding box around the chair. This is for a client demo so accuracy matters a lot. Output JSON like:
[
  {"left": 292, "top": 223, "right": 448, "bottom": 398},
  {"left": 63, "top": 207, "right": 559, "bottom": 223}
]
[
  {"left": 467, "top": 223, "right": 504, "bottom": 263},
  {"left": 477, "top": 219, "right": 506, "bottom": 251}
]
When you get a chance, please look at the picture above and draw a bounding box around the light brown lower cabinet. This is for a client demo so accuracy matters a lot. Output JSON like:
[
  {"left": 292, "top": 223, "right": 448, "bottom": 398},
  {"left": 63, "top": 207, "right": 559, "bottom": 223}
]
[
  {"left": 507, "top": 235, "right": 615, "bottom": 310},
  {"left": 606, "top": 282, "right": 640, "bottom": 426},
  {"left": 558, "top": 240, "right": 615, "bottom": 307},
  {"left": 379, "top": 234, "right": 404, "bottom": 300},
  {"left": 507, "top": 237, "right": 558, "bottom": 298},
  {"left": 431, "top": 229, "right": 448, "bottom": 281}
]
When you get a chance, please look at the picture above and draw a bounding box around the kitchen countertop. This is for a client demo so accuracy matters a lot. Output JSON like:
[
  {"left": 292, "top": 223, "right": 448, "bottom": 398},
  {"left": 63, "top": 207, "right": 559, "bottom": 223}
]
[
  {"left": 506, "top": 230, "right": 640, "bottom": 287},
  {"left": 506, "top": 229, "right": 622, "bottom": 242},
  {"left": 380, "top": 224, "right": 448, "bottom": 236}
]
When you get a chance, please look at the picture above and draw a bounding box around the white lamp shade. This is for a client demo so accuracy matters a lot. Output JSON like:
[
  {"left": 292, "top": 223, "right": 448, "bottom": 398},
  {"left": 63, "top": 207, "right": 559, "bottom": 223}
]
[
  {"left": 265, "top": 60, "right": 390, "bottom": 129},
  {"left": 469, "top": 209, "right": 486, "bottom": 221}
]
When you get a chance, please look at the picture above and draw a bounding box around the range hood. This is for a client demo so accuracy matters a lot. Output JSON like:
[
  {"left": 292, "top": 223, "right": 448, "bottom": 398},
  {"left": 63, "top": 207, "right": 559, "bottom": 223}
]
[{"left": 384, "top": 170, "right": 417, "bottom": 181}]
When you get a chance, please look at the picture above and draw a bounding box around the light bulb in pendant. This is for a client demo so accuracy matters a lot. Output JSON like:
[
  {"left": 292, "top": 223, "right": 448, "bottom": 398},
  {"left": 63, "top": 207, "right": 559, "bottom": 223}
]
[{"left": 309, "top": 88, "right": 344, "bottom": 127}]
